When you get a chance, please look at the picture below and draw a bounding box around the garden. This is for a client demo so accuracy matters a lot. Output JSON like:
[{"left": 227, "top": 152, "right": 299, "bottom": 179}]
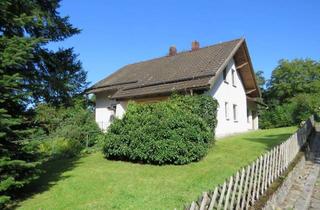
[
  {"left": 1, "top": 1, "right": 320, "bottom": 209},
  {"left": 16, "top": 126, "right": 296, "bottom": 210}
]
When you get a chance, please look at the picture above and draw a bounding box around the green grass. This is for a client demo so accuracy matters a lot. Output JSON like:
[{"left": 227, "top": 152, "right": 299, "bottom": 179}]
[{"left": 16, "top": 127, "right": 296, "bottom": 210}]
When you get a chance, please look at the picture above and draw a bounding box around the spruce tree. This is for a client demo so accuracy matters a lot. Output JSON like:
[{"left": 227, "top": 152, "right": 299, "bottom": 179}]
[{"left": 0, "top": 0, "right": 87, "bottom": 206}]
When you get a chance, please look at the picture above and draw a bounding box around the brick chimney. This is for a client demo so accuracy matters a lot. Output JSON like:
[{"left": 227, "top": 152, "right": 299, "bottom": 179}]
[
  {"left": 191, "top": 40, "right": 200, "bottom": 51},
  {"left": 169, "top": 46, "right": 177, "bottom": 56}
]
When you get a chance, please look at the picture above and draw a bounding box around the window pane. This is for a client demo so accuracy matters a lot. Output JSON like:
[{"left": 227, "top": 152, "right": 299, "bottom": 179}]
[
  {"left": 233, "top": 104, "right": 237, "bottom": 121},
  {"left": 225, "top": 102, "right": 228, "bottom": 119},
  {"left": 232, "top": 70, "right": 235, "bottom": 86}
]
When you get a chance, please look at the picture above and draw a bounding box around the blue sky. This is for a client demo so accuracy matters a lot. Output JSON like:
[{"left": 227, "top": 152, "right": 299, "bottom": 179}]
[{"left": 49, "top": 0, "right": 320, "bottom": 86}]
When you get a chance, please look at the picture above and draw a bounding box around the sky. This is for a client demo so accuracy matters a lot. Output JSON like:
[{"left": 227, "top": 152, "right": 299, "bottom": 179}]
[{"left": 49, "top": 0, "right": 320, "bottom": 86}]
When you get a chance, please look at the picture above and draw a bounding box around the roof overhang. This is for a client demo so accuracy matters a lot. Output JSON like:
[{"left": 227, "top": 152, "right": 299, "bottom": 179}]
[
  {"left": 247, "top": 96, "right": 268, "bottom": 107},
  {"left": 208, "top": 38, "right": 261, "bottom": 98}
]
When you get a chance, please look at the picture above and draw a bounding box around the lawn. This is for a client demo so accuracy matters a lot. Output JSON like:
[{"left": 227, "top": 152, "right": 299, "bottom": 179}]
[{"left": 16, "top": 127, "right": 296, "bottom": 210}]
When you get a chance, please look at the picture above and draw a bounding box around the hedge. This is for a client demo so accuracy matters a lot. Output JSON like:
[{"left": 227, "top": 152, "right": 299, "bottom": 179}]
[{"left": 102, "top": 94, "right": 218, "bottom": 165}]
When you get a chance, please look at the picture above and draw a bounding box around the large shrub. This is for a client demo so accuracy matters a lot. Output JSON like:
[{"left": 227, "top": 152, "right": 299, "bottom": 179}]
[
  {"left": 259, "top": 103, "right": 295, "bottom": 129},
  {"left": 102, "top": 94, "right": 218, "bottom": 165},
  {"left": 259, "top": 93, "right": 320, "bottom": 129},
  {"left": 35, "top": 100, "right": 102, "bottom": 158},
  {"left": 38, "top": 137, "right": 82, "bottom": 159},
  {"left": 171, "top": 94, "right": 218, "bottom": 132}
]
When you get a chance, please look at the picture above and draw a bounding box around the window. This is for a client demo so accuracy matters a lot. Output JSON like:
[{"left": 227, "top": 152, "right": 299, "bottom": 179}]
[
  {"left": 233, "top": 104, "right": 237, "bottom": 122},
  {"left": 223, "top": 68, "right": 228, "bottom": 83},
  {"left": 232, "top": 69, "right": 236, "bottom": 86},
  {"left": 225, "top": 102, "right": 229, "bottom": 120}
]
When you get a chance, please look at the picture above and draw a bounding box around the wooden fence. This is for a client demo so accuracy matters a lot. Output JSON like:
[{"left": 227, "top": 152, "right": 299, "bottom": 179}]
[{"left": 183, "top": 116, "right": 315, "bottom": 210}]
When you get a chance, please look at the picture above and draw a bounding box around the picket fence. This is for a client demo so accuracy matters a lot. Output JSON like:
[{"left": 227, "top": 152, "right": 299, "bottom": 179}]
[{"left": 183, "top": 116, "right": 315, "bottom": 210}]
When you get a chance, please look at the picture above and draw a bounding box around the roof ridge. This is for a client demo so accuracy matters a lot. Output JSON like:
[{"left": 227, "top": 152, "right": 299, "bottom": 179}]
[{"left": 123, "top": 37, "right": 243, "bottom": 67}]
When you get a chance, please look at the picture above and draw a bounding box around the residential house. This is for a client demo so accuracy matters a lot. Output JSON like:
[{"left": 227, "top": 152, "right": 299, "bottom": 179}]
[{"left": 87, "top": 38, "right": 261, "bottom": 137}]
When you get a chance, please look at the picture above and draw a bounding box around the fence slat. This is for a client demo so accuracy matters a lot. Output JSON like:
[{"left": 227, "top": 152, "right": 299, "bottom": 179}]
[
  {"left": 223, "top": 177, "right": 233, "bottom": 210},
  {"left": 268, "top": 150, "right": 274, "bottom": 185},
  {"left": 217, "top": 182, "right": 227, "bottom": 210},
  {"left": 271, "top": 148, "right": 276, "bottom": 183},
  {"left": 256, "top": 156, "right": 263, "bottom": 199},
  {"left": 208, "top": 187, "right": 219, "bottom": 210},
  {"left": 236, "top": 168, "right": 245, "bottom": 210},
  {"left": 251, "top": 159, "right": 259, "bottom": 203},
  {"left": 240, "top": 166, "right": 251, "bottom": 210},
  {"left": 199, "top": 192, "right": 209, "bottom": 210},
  {"left": 246, "top": 163, "right": 255, "bottom": 208},
  {"left": 264, "top": 152, "right": 270, "bottom": 190},
  {"left": 230, "top": 172, "right": 239, "bottom": 209},
  {"left": 190, "top": 201, "right": 198, "bottom": 210},
  {"left": 261, "top": 154, "right": 267, "bottom": 194}
]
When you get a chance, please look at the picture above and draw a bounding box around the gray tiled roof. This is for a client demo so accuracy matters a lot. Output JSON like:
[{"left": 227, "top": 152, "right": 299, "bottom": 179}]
[{"left": 88, "top": 38, "right": 244, "bottom": 99}]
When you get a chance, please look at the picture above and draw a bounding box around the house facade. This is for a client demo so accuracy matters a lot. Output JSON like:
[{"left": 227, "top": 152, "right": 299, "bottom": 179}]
[{"left": 88, "top": 38, "right": 261, "bottom": 137}]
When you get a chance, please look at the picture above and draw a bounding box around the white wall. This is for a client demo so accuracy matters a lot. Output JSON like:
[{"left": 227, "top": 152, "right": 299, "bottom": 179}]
[
  {"left": 247, "top": 101, "right": 259, "bottom": 130},
  {"left": 208, "top": 58, "right": 249, "bottom": 137},
  {"left": 95, "top": 93, "right": 116, "bottom": 130},
  {"left": 115, "top": 101, "right": 127, "bottom": 119},
  {"left": 95, "top": 93, "right": 128, "bottom": 130}
]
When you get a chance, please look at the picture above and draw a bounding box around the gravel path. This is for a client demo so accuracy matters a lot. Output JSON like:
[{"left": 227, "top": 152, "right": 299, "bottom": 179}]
[
  {"left": 276, "top": 125, "right": 320, "bottom": 210},
  {"left": 276, "top": 161, "right": 320, "bottom": 210}
]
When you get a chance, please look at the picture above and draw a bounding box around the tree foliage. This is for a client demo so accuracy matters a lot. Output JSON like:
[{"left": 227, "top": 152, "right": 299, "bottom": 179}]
[
  {"left": 255, "top": 70, "right": 266, "bottom": 91},
  {"left": 266, "top": 59, "right": 320, "bottom": 105},
  {"left": 0, "top": 0, "right": 87, "bottom": 206},
  {"left": 1, "top": 0, "right": 87, "bottom": 106},
  {"left": 260, "top": 59, "right": 320, "bottom": 128},
  {"left": 32, "top": 101, "right": 102, "bottom": 159},
  {"left": 0, "top": 36, "right": 41, "bottom": 207}
]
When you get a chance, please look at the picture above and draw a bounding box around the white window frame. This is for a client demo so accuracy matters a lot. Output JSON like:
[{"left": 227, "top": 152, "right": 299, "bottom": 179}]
[
  {"left": 233, "top": 104, "right": 238, "bottom": 122},
  {"left": 223, "top": 68, "right": 228, "bottom": 83},
  {"left": 232, "top": 69, "right": 236, "bottom": 86},
  {"left": 225, "top": 102, "right": 229, "bottom": 120}
]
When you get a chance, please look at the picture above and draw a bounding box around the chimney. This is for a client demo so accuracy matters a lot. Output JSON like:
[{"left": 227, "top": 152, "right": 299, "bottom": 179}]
[
  {"left": 169, "top": 46, "right": 177, "bottom": 56},
  {"left": 191, "top": 40, "right": 200, "bottom": 51}
]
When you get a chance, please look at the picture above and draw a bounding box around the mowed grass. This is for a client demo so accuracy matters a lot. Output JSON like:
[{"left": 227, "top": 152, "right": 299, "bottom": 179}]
[{"left": 17, "top": 127, "right": 296, "bottom": 210}]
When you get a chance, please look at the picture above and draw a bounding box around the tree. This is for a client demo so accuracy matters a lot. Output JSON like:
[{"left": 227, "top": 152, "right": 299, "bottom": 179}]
[
  {"left": 0, "top": 0, "right": 87, "bottom": 206},
  {"left": 266, "top": 59, "right": 320, "bottom": 105},
  {"left": 260, "top": 58, "right": 320, "bottom": 128},
  {"left": 0, "top": 36, "right": 41, "bottom": 207},
  {"left": 255, "top": 70, "right": 266, "bottom": 99},
  {"left": 1, "top": 0, "right": 87, "bottom": 107},
  {"left": 32, "top": 48, "right": 87, "bottom": 106}
]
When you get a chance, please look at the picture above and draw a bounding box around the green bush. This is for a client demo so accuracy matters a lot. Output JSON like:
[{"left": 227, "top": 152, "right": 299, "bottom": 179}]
[
  {"left": 102, "top": 94, "right": 218, "bottom": 165},
  {"left": 259, "top": 93, "right": 320, "bottom": 129},
  {"left": 38, "top": 137, "right": 82, "bottom": 159},
  {"left": 259, "top": 103, "right": 295, "bottom": 129},
  {"left": 171, "top": 94, "right": 218, "bottom": 132},
  {"left": 35, "top": 100, "right": 102, "bottom": 158}
]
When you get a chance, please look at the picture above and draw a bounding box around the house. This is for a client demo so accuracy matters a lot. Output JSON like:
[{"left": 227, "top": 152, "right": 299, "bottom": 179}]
[{"left": 87, "top": 38, "right": 261, "bottom": 137}]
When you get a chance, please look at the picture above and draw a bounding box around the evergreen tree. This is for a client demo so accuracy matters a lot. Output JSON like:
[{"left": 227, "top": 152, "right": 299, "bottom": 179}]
[
  {"left": 0, "top": 36, "right": 41, "bottom": 207},
  {"left": 0, "top": 0, "right": 87, "bottom": 206},
  {"left": 1, "top": 0, "right": 88, "bottom": 107}
]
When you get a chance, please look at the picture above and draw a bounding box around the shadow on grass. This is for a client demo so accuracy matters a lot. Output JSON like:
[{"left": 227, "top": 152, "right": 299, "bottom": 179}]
[
  {"left": 244, "top": 133, "right": 294, "bottom": 150},
  {"left": 11, "top": 156, "right": 82, "bottom": 209}
]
